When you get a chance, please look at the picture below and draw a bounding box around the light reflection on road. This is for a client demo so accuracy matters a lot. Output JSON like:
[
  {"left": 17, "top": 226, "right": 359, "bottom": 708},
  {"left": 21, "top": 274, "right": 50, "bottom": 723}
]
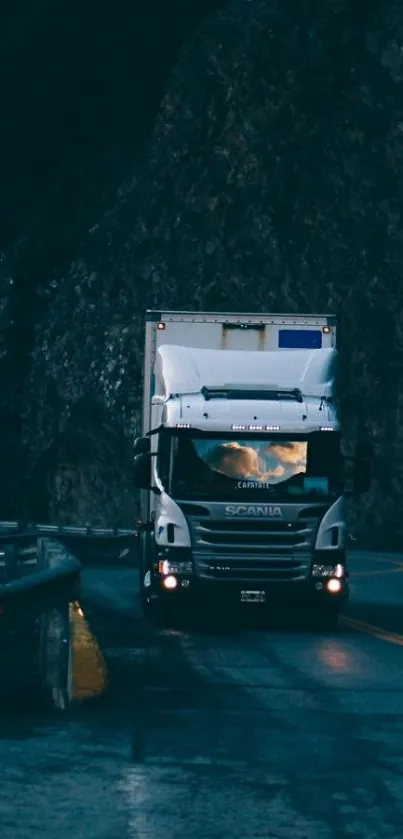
[{"left": 316, "top": 640, "right": 356, "bottom": 674}]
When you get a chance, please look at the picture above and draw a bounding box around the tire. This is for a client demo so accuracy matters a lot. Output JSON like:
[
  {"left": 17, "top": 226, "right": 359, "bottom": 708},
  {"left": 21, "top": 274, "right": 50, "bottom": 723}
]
[
  {"left": 139, "top": 544, "right": 153, "bottom": 617},
  {"left": 151, "top": 592, "right": 187, "bottom": 629},
  {"left": 139, "top": 567, "right": 170, "bottom": 626},
  {"left": 140, "top": 572, "right": 152, "bottom": 617},
  {"left": 139, "top": 533, "right": 154, "bottom": 617},
  {"left": 139, "top": 537, "right": 184, "bottom": 628},
  {"left": 151, "top": 596, "right": 172, "bottom": 628}
]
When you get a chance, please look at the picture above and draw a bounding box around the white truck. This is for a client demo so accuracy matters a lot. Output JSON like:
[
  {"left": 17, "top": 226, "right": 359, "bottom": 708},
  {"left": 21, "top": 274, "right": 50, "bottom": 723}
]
[{"left": 133, "top": 311, "right": 371, "bottom": 628}]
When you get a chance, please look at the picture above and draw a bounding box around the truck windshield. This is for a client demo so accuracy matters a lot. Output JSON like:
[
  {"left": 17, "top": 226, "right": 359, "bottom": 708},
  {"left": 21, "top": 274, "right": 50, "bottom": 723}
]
[{"left": 158, "top": 431, "right": 343, "bottom": 501}]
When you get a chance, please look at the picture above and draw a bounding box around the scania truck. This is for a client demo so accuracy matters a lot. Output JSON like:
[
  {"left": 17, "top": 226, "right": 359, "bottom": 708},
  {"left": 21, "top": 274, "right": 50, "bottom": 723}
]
[{"left": 133, "top": 311, "right": 371, "bottom": 628}]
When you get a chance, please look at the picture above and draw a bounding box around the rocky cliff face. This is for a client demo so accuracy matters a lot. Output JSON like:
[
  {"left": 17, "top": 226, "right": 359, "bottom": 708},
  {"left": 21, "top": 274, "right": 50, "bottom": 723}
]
[
  {"left": 2, "top": 0, "right": 403, "bottom": 545},
  {"left": 0, "top": 0, "right": 224, "bottom": 522}
]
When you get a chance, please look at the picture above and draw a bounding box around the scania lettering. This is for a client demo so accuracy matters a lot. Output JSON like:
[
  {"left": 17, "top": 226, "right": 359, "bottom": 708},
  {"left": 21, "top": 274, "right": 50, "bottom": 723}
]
[
  {"left": 133, "top": 310, "right": 372, "bottom": 629},
  {"left": 225, "top": 505, "right": 283, "bottom": 517}
]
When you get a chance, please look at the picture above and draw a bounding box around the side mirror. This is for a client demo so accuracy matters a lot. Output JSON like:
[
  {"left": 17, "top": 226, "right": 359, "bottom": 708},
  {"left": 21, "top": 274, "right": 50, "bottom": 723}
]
[
  {"left": 133, "top": 436, "right": 150, "bottom": 456},
  {"left": 133, "top": 453, "right": 151, "bottom": 490}
]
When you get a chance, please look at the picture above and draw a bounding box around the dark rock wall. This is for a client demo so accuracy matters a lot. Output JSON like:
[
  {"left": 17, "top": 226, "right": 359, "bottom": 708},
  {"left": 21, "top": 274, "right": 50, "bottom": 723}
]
[
  {"left": 0, "top": 0, "right": 224, "bottom": 521},
  {"left": 2, "top": 0, "right": 403, "bottom": 545}
]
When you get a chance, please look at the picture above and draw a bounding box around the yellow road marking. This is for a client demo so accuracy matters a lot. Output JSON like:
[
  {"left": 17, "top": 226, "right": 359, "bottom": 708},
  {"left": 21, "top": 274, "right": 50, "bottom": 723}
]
[
  {"left": 342, "top": 615, "right": 403, "bottom": 647},
  {"left": 349, "top": 554, "right": 403, "bottom": 578},
  {"left": 70, "top": 603, "right": 108, "bottom": 699},
  {"left": 351, "top": 567, "right": 403, "bottom": 577},
  {"left": 351, "top": 555, "right": 403, "bottom": 569}
]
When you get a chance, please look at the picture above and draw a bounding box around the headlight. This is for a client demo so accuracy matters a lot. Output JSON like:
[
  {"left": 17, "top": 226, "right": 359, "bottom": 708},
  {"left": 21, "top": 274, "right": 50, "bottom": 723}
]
[
  {"left": 312, "top": 563, "right": 345, "bottom": 578},
  {"left": 159, "top": 559, "right": 193, "bottom": 575}
]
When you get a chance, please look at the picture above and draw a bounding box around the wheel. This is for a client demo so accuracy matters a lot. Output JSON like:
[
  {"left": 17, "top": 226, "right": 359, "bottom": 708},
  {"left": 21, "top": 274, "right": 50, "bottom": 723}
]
[
  {"left": 149, "top": 591, "right": 187, "bottom": 629},
  {"left": 139, "top": 533, "right": 154, "bottom": 617},
  {"left": 140, "top": 569, "right": 153, "bottom": 617},
  {"left": 151, "top": 596, "right": 173, "bottom": 628},
  {"left": 139, "top": 564, "right": 170, "bottom": 626}
]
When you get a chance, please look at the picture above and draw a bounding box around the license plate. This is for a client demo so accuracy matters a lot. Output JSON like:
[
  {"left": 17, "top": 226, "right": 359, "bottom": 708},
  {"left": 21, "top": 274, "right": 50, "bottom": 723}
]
[{"left": 240, "top": 590, "right": 266, "bottom": 604}]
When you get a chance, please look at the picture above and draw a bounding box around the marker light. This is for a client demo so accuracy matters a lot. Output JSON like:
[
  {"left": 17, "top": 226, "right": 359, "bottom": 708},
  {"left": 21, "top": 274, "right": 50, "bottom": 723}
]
[
  {"left": 312, "top": 564, "right": 345, "bottom": 578},
  {"left": 159, "top": 559, "right": 193, "bottom": 575},
  {"left": 157, "top": 322, "right": 166, "bottom": 330},
  {"left": 231, "top": 424, "right": 281, "bottom": 432},
  {"left": 323, "top": 326, "right": 331, "bottom": 334},
  {"left": 327, "top": 578, "right": 342, "bottom": 594}
]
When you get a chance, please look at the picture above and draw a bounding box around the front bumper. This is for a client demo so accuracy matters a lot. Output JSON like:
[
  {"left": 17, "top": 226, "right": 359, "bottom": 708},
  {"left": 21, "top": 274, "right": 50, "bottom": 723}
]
[
  {"left": 151, "top": 546, "right": 348, "bottom": 609},
  {"left": 151, "top": 571, "right": 349, "bottom": 608}
]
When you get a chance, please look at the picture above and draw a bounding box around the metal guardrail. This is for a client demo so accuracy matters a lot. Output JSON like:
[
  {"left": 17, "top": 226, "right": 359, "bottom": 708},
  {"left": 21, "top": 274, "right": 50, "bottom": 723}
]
[
  {"left": 0, "top": 537, "right": 82, "bottom": 711},
  {"left": 0, "top": 539, "right": 81, "bottom": 613},
  {"left": 0, "top": 521, "right": 137, "bottom": 537},
  {"left": 0, "top": 521, "right": 139, "bottom": 566}
]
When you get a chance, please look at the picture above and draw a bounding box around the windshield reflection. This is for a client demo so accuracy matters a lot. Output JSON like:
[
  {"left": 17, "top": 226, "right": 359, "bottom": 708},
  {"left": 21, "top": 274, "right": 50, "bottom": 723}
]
[
  {"left": 202, "top": 440, "right": 307, "bottom": 486},
  {"left": 162, "top": 432, "right": 342, "bottom": 501}
]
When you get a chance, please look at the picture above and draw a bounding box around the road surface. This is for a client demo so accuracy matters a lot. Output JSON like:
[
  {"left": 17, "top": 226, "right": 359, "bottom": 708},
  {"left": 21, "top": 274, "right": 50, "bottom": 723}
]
[{"left": 1, "top": 550, "right": 403, "bottom": 838}]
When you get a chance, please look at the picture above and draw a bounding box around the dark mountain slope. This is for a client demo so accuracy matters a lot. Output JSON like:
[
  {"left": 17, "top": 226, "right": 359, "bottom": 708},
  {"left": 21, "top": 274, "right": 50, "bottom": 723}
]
[
  {"left": 0, "top": 0, "right": 225, "bottom": 519},
  {"left": 3, "top": 0, "right": 403, "bottom": 545}
]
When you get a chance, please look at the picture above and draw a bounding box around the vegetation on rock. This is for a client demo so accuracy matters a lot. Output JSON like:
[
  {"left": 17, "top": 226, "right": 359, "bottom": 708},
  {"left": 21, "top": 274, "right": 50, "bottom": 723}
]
[{"left": 2, "top": 0, "right": 403, "bottom": 545}]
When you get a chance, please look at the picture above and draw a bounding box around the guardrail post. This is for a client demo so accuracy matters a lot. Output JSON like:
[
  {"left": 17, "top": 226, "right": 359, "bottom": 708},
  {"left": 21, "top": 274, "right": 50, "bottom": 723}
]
[
  {"left": 1, "top": 535, "right": 81, "bottom": 709},
  {"left": 38, "top": 539, "right": 76, "bottom": 694},
  {"left": 37, "top": 536, "right": 45, "bottom": 570}
]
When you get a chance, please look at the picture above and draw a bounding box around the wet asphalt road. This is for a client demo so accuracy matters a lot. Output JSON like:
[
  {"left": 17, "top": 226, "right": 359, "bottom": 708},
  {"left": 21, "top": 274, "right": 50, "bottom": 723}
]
[{"left": 1, "top": 551, "right": 403, "bottom": 838}]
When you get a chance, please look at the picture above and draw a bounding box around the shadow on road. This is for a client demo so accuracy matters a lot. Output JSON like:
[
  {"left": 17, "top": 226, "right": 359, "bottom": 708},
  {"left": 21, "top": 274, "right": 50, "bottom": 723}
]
[{"left": 155, "top": 600, "right": 352, "bottom": 634}]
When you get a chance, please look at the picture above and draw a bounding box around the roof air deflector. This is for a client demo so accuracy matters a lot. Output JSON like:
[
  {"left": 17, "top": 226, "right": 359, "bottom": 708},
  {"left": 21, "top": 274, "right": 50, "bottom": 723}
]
[{"left": 200, "top": 384, "right": 304, "bottom": 403}]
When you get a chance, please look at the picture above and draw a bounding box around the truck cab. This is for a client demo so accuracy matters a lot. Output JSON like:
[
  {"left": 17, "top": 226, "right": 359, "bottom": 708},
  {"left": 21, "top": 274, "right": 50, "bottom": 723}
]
[{"left": 133, "top": 311, "right": 371, "bottom": 628}]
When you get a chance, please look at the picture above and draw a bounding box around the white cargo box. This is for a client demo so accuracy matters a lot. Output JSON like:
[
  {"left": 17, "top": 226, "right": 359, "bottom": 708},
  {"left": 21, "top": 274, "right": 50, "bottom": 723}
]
[{"left": 142, "top": 311, "right": 337, "bottom": 435}]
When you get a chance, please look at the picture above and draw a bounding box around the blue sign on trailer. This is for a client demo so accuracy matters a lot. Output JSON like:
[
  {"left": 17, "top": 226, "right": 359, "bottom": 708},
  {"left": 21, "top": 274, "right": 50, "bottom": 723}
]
[{"left": 278, "top": 329, "right": 323, "bottom": 349}]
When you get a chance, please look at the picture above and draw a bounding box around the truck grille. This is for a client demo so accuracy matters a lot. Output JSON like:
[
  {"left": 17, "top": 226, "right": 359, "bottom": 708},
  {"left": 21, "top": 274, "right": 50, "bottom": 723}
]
[
  {"left": 196, "top": 556, "right": 310, "bottom": 582},
  {"left": 196, "top": 518, "right": 309, "bottom": 552},
  {"left": 180, "top": 505, "right": 324, "bottom": 583}
]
